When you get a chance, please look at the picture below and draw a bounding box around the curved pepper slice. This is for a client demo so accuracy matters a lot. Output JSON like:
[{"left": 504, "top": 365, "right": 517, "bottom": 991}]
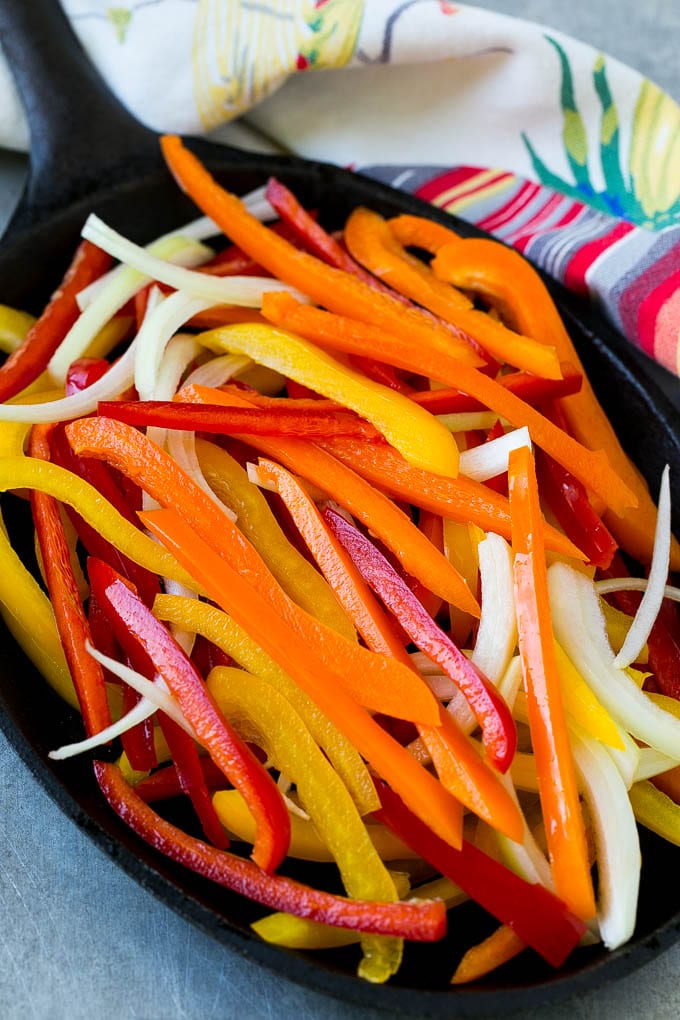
[
  {"left": 323, "top": 507, "right": 517, "bottom": 775},
  {"left": 88, "top": 558, "right": 289, "bottom": 873},
  {"left": 195, "top": 323, "right": 460, "bottom": 478},
  {"left": 207, "top": 665, "right": 402, "bottom": 983},
  {"left": 94, "top": 761, "right": 448, "bottom": 940}
]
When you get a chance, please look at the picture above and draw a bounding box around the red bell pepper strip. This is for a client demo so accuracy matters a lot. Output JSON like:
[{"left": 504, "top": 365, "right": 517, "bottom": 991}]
[
  {"left": 28, "top": 425, "right": 111, "bottom": 737},
  {"left": 134, "top": 757, "right": 228, "bottom": 803},
  {"left": 0, "top": 240, "right": 111, "bottom": 402},
  {"left": 87, "top": 557, "right": 290, "bottom": 873},
  {"left": 323, "top": 506, "right": 517, "bottom": 774},
  {"left": 156, "top": 712, "right": 230, "bottom": 849},
  {"left": 94, "top": 761, "right": 447, "bottom": 940},
  {"left": 65, "top": 357, "right": 112, "bottom": 395},
  {"left": 372, "top": 780, "right": 587, "bottom": 968},
  {"left": 409, "top": 362, "right": 583, "bottom": 415},
  {"left": 96, "top": 400, "right": 380, "bottom": 440},
  {"left": 120, "top": 681, "right": 158, "bottom": 773}
]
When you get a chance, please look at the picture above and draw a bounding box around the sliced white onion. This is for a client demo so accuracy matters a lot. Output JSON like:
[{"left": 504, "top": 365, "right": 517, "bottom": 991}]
[
  {"left": 82, "top": 214, "right": 307, "bottom": 308},
  {"left": 85, "top": 641, "right": 196, "bottom": 737},
  {"left": 134, "top": 291, "right": 213, "bottom": 401},
  {"left": 614, "top": 466, "right": 671, "bottom": 668},
  {"left": 548, "top": 561, "right": 680, "bottom": 760},
  {"left": 50, "top": 236, "right": 213, "bottom": 384},
  {"left": 49, "top": 695, "right": 158, "bottom": 761},
  {"left": 494, "top": 773, "right": 555, "bottom": 892},
  {"left": 459, "top": 426, "right": 531, "bottom": 482},
  {"left": 166, "top": 428, "right": 236, "bottom": 516},
  {"left": 183, "top": 353, "right": 253, "bottom": 389},
  {"left": 571, "top": 726, "right": 641, "bottom": 950},
  {"left": 0, "top": 339, "right": 137, "bottom": 422},
  {"left": 635, "top": 746, "right": 680, "bottom": 781},
  {"left": 605, "top": 725, "right": 641, "bottom": 791},
  {"left": 595, "top": 578, "right": 680, "bottom": 602},
  {"left": 471, "top": 533, "right": 517, "bottom": 685}
]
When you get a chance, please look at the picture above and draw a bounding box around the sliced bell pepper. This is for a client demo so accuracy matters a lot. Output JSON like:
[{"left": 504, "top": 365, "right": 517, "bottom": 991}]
[
  {"left": 28, "top": 425, "right": 111, "bottom": 736},
  {"left": 508, "top": 445, "right": 596, "bottom": 922},
  {"left": 450, "top": 924, "right": 526, "bottom": 984},
  {"left": 207, "top": 664, "right": 403, "bottom": 982},
  {"left": 409, "top": 363, "right": 583, "bottom": 415},
  {"left": 160, "top": 135, "right": 484, "bottom": 367},
  {"left": 323, "top": 506, "right": 517, "bottom": 775},
  {"left": 152, "top": 593, "right": 378, "bottom": 817},
  {"left": 97, "top": 399, "right": 380, "bottom": 440},
  {"left": 344, "top": 206, "right": 562, "bottom": 378},
  {"left": 194, "top": 323, "right": 460, "bottom": 478},
  {"left": 88, "top": 558, "right": 289, "bottom": 872},
  {"left": 0, "top": 240, "right": 111, "bottom": 402},
  {"left": 629, "top": 780, "right": 680, "bottom": 847},
  {"left": 387, "top": 213, "right": 461, "bottom": 254},
  {"left": 316, "top": 435, "right": 584, "bottom": 560},
  {"left": 133, "top": 756, "right": 227, "bottom": 803},
  {"left": 95, "top": 761, "right": 448, "bottom": 940},
  {"left": 142, "top": 507, "right": 464, "bottom": 850},
  {"left": 373, "top": 780, "right": 587, "bottom": 968},
  {"left": 259, "top": 291, "right": 636, "bottom": 518},
  {"left": 178, "top": 384, "right": 481, "bottom": 612},
  {"left": 431, "top": 236, "right": 671, "bottom": 566},
  {"left": 194, "top": 438, "right": 355, "bottom": 640}
]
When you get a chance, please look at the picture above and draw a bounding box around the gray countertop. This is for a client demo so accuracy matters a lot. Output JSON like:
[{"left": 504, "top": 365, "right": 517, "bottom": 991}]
[{"left": 1, "top": 3, "right": 680, "bottom": 1018}]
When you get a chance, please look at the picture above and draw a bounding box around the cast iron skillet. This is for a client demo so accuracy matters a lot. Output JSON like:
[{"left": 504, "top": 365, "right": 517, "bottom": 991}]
[{"left": 1, "top": 1, "right": 680, "bottom": 1015}]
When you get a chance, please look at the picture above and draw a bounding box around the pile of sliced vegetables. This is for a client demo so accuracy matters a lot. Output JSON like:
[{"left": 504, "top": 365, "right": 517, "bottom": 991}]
[{"left": 2, "top": 134, "right": 680, "bottom": 988}]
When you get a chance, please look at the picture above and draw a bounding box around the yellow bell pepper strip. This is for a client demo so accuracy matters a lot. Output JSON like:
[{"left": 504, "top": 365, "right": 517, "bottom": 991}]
[
  {"left": 0, "top": 515, "right": 76, "bottom": 707},
  {"left": 195, "top": 323, "right": 460, "bottom": 478},
  {"left": 373, "top": 780, "right": 587, "bottom": 968},
  {"left": 432, "top": 236, "right": 671, "bottom": 566},
  {"left": 142, "top": 507, "right": 464, "bottom": 850},
  {"left": 97, "top": 399, "right": 382, "bottom": 441},
  {"left": 89, "top": 558, "right": 288, "bottom": 871},
  {"left": 316, "top": 435, "right": 584, "bottom": 561},
  {"left": 95, "top": 761, "right": 448, "bottom": 940},
  {"left": 69, "top": 416, "right": 441, "bottom": 726},
  {"left": 508, "top": 445, "right": 596, "bottom": 923},
  {"left": 323, "top": 506, "right": 517, "bottom": 778},
  {"left": 252, "top": 875, "right": 465, "bottom": 952},
  {"left": 160, "top": 134, "right": 484, "bottom": 369},
  {"left": 554, "top": 642, "right": 625, "bottom": 750},
  {"left": 450, "top": 924, "right": 526, "bottom": 984},
  {"left": 179, "top": 384, "right": 480, "bottom": 612},
  {"left": 0, "top": 304, "right": 36, "bottom": 353},
  {"left": 194, "top": 439, "right": 355, "bottom": 640},
  {"left": 629, "top": 780, "right": 680, "bottom": 847},
  {"left": 344, "top": 206, "right": 563, "bottom": 379},
  {"left": 0, "top": 456, "right": 199, "bottom": 593},
  {"left": 0, "top": 241, "right": 111, "bottom": 402},
  {"left": 27, "top": 425, "right": 111, "bottom": 736},
  {"left": 207, "top": 665, "right": 403, "bottom": 983},
  {"left": 258, "top": 291, "right": 636, "bottom": 518},
  {"left": 153, "top": 594, "right": 378, "bottom": 816},
  {"left": 213, "top": 788, "right": 417, "bottom": 863},
  {"left": 251, "top": 457, "right": 457, "bottom": 658}
]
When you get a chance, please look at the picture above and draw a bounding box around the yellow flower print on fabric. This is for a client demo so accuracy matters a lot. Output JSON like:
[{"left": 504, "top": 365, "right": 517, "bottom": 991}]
[{"left": 193, "top": 0, "right": 364, "bottom": 132}]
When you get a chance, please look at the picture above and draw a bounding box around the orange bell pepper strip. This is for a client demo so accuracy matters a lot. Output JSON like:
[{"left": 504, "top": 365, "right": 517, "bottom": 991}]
[
  {"left": 179, "top": 384, "right": 480, "bottom": 614},
  {"left": 141, "top": 506, "right": 464, "bottom": 850},
  {"left": 159, "top": 134, "right": 484, "bottom": 369},
  {"left": 251, "top": 458, "right": 413, "bottom": 664},
  {"left": 387, "top": 213, "right": 461, "bottom": 254},
  {"left": 94, "top": 761, "right": 448, "bottom": 940},
  {"left": 259, "top": 291, "right": 637, "bottom": 518},
  {"left": 450, "top": 924, "right": 526, "bottom": 984},
  {"left": 508, "top": 444, "right": 596, "bottom": 922},
  {"left": 432, "top": 236, "right": 669, "bottom": 566},
  {"left": 66, "top": 416, "right": 442, "bottom": 726},
  {"left": 27, "top": 424, "right": 111, "bottom": 737},
  {"left": 317, "top": 435, "right": 584, "bottom": 561},
  {"left": 344, "top": 206, "right": 563, "bottom": 379}
]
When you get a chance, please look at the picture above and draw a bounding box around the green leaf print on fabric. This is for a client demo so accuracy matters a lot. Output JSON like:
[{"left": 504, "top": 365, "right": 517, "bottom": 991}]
[
  {"left": 107, "top": 7, "right": 132, "bottom": 44},
  {"left": 522, "top": 36, "right": 680, "bottom": 228}
]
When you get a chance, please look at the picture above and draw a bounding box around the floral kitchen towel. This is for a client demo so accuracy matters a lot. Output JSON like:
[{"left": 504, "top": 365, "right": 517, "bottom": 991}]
[{"left": 1, "top": 1, "right": 679, "bottom": 370}]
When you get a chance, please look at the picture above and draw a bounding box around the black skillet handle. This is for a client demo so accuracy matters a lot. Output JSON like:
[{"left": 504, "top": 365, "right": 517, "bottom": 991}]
[{"left": 0, "top": 0, "right": 225, "bottom": 237}]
